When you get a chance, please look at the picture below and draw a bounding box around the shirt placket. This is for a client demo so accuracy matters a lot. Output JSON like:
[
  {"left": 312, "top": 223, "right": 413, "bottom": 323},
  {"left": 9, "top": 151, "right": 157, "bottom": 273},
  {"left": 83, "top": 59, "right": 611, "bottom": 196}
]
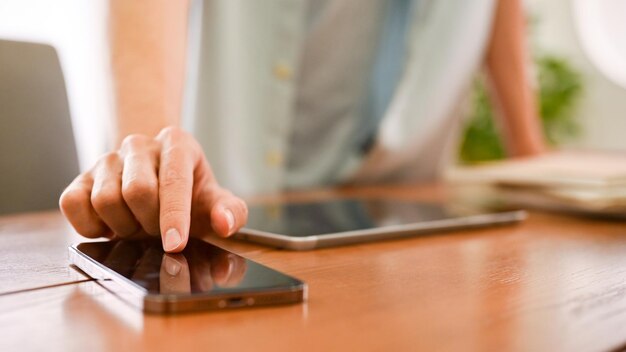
[{"left": 262, "top": 0, "right": 306, "bottom": 192}]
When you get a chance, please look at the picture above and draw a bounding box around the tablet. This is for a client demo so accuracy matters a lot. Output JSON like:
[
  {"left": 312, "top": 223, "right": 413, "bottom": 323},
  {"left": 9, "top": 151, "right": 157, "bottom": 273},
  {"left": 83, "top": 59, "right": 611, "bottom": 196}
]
[{"left": 235, "top": 199, "right": 526, "bottom": 250}]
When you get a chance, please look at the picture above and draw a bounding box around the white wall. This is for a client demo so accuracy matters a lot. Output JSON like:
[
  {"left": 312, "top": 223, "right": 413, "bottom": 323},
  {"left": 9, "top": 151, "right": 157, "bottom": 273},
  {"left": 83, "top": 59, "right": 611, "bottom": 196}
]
[{"left": 528, "top": 0, "right": 626, "bottom": 151}]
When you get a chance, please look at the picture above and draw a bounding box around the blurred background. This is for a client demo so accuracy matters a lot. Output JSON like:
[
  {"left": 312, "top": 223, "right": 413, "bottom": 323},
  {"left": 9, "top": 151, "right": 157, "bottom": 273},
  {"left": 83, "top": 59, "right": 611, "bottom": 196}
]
[
  {"left": 462, "top": 0, "right": 626, "bottom": 162},
  {"left": 1, "top": 0, "right": 625, "bottom": 212}
]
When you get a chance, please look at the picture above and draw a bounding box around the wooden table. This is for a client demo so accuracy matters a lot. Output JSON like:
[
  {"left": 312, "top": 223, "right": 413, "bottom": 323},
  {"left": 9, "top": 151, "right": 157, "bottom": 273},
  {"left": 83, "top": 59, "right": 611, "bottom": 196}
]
[{"left": 2, "top": 184, "right": 626, "bottom": 352}]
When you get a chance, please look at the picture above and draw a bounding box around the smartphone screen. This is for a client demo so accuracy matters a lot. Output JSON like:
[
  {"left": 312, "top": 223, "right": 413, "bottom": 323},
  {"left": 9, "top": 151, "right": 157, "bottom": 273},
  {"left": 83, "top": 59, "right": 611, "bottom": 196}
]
[{"left": 75, "top": 238, "right": 304, "bottom": 297}]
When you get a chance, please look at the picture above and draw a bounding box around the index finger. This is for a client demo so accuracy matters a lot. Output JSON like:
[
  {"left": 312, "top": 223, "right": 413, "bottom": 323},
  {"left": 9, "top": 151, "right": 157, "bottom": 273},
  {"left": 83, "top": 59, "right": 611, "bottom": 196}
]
[{"left": 157, "top": 128, "right": 197, "bottom": 253}]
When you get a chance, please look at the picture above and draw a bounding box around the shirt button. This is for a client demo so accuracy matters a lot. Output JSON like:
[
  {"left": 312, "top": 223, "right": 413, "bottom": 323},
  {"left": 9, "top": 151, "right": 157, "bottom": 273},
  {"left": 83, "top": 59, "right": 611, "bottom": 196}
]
[
  {"left": 272, "top": 62, "right": 293, "bottom": 81},
  {"left": 265, "top": 150, "right": 284, "bottom": 167},
  {"left": 267, "top": 204, "right": 282, "bottom": 219}
]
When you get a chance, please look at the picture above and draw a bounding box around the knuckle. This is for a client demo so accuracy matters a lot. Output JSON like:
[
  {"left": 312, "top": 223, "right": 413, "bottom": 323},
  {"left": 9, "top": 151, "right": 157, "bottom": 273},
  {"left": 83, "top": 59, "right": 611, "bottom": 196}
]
[
  {"left": 158, "top": 126, "right": 187, "bottom": 142},
  {"left": 121, "top": 134, "right": 149, "bottom": 151},
  {"left": 160, "top": 167, "right": 188, "bottom": 188},
  {"left": 122, "top": 178, "right": 157, "bottom": 205},
  {"left": 96, "top": 151, "right": 120, "bottom": 167},
  {"left": 91, "top": 187, "right": 123, "bottom": 211},
  {"left": 59, "top": 187, "right": 87, "bottom": 213}
]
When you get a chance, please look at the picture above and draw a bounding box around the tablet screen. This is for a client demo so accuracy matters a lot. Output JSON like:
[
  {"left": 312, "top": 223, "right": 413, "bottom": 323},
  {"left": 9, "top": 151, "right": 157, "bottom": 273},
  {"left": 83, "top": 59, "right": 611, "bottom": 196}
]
[{"left": 245, "top": 199, "right": 469, "bottom": 237}]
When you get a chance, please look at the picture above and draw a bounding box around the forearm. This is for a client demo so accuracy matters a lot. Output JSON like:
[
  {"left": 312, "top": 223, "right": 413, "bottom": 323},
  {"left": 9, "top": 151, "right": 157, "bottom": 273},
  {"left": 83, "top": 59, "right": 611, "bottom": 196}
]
[
  {"left": 486, "top": 0, "right": 545, "bottom": 157},
  {"left": 109, "top": 0, "right": 190, "bottom": 147}
]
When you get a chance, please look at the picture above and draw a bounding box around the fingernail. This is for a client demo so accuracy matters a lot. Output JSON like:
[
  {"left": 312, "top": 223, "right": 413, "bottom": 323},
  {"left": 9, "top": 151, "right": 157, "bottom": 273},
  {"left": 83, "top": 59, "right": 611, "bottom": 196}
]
[
  {"left": 164, "top": 255, "right": 182, "bottom": 276},
  {"left": 222, "top": 208, "right": 235, "bottom": 235},
  {"left": 164, "top": 228, "right": 182, "bottom": 252}
]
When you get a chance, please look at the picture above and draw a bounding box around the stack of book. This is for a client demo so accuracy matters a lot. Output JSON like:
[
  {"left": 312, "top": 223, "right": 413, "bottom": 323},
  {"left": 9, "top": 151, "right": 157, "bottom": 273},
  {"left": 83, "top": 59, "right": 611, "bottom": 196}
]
[{"left": 447, "top": 151, "right": 626, "bottom": 218}]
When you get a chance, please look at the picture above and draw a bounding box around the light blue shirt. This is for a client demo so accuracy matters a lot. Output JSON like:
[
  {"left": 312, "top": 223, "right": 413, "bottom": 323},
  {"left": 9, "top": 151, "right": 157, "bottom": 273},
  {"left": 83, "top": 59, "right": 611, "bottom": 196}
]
[
  {"left": 187, "top": 0, "right": 497, "bottom": 196},
  {"left": 286, "top": 0, "right": 414, "bottom": 189}
]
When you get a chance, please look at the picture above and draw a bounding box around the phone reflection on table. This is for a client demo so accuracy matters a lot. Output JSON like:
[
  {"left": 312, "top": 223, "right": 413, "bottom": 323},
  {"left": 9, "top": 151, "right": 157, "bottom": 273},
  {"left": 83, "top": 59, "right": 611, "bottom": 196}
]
[{"left": 79, "top": 238, "right": 247, "bottom": 295}]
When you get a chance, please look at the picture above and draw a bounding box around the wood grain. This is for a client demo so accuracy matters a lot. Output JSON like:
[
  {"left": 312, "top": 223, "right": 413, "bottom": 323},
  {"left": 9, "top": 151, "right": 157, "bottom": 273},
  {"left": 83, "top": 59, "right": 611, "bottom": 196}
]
[
  {"left": 3, "top": 185, "right": 626, "bottom": 351},
  {"left": 0, "top": 210, "right": 89, "bottom": 294},
  {"left": 0, "top": 208, "right": 273, "bottom": 295}
]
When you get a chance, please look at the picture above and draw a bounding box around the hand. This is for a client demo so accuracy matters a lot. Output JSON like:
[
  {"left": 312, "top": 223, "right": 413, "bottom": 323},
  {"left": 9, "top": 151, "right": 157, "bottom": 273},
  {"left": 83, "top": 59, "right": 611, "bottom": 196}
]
[{"left": 59, "top": 126, "right": 248, "bottom": 253}]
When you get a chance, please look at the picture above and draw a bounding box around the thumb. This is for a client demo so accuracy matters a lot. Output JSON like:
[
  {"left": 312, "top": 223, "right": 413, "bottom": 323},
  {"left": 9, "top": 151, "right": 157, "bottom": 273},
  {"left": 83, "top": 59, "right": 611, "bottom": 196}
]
[{"left": 198, "top": 185, "right": 248, "bottom": 238}]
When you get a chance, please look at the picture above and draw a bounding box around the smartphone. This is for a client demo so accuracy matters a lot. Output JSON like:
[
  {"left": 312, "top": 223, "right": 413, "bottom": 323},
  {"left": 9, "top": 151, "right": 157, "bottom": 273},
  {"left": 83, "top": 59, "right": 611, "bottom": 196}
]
[
  {"left": 69, "top": 238, "right": 306, "bottom": 314},
  {"left": 236, "top": 199, "right": 526, "bottom": 250}
]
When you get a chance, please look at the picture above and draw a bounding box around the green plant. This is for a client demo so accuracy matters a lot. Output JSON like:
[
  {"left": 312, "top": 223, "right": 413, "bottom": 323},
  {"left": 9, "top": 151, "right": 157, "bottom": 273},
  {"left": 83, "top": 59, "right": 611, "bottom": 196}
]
[{"left": 458, "top": 54, "right": 583, "bottom": 163}]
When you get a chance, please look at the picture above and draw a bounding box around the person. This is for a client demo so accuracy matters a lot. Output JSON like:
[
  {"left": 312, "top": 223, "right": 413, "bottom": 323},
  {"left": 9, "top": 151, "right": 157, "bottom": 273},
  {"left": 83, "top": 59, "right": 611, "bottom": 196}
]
[{"left": 59, "top": 0, "right": 545, "bottom": 253}]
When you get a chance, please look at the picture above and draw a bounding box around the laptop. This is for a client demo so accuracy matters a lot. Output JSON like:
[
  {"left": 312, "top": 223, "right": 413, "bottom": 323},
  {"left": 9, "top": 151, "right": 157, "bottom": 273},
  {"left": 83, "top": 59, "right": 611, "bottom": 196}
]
[{"left": 0, "top": 39, "right": 79, "bottom": 214}]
